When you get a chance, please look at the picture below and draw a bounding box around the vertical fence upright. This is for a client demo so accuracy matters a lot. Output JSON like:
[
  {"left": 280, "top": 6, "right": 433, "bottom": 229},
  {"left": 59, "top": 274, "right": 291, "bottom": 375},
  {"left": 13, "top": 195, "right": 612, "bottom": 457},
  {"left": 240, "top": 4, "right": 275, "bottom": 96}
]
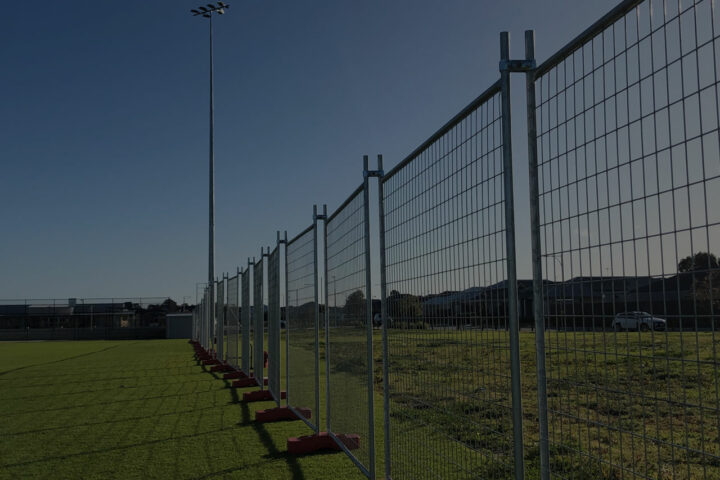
[
  {"left": 499, "top": 31, "right": 527, "bottom": 479},
  {"left": 376, "top": 154, "right": 391, "bottom": 480},
  {"left": 267, "top": 233, "right": 284, "bottom": 404},
  {"left": 524, "top": 29, "right": 551, "bottom": 480}
]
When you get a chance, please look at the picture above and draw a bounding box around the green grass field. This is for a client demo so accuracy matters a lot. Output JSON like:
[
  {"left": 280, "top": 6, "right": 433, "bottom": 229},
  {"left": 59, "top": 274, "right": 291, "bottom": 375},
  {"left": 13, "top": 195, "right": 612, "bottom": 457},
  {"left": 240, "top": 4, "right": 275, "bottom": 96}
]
[
  {"left": 0, "top": 339, "right": 365, "bottom": 480},
  {"left": 2, "top": 331, "right": 718, "bottom": 479},
  {"left": 382, "top": 329, "right": 720, "bottom": 479}
]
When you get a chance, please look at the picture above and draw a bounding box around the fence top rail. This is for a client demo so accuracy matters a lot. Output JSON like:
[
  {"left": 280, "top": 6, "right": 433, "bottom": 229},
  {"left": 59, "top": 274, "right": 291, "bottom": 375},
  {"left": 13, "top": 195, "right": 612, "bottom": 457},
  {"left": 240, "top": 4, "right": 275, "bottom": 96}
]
[
  {"left": 288, "top": 223, "right": 314, "bottom": 246},
  {"left": 534, "top": 0, "right": 643, "bottom": 79},
  {"left": 382, "top": 79, "right": 502, "bottom": 183},
  {"left": 327, "top": 183, "right": 364, "bottom": 223}
]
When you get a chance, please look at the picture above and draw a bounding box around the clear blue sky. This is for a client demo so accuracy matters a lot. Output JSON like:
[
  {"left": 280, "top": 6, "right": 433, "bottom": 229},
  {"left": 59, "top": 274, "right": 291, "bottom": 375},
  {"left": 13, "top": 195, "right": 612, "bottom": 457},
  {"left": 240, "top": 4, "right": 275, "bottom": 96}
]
[{"left": 0, "top": 0, "right": 618, "bottom": 302}]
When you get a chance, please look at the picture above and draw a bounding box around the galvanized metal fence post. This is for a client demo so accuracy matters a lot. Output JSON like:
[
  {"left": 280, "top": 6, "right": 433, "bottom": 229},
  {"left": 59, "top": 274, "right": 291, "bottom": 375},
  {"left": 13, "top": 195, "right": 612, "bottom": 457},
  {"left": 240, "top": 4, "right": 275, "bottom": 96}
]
[
  {"left": 362, "top": 155, "right": 377, "bottom": 479},
  {"left": 284, "top": 231, "right": 290, "bottom": 407},
  {"left": 322, "top": 204, "right": 331, "bottom": 433},
  {"left": 313, "top": 205, "right": 321, "bottom": 429},
  {"left": 524, "top": 29, "right": 550, "bottom": 480},
  {"left": 499, "top": 31, "right": 525, "bottom": 480},
  {"left": 376, "top": 154, "right": 391, "bottom": 480}
]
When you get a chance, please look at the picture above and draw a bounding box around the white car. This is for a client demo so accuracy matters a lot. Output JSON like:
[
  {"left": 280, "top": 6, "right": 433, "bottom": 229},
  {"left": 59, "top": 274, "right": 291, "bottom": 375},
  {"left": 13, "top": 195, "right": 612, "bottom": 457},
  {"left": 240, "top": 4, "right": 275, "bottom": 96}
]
[
  {"left": 612, "top": 311, "right": 666, "bottom": 332},
  {"left": 373, "top": 313, "right": 393, "bottom": 328}
]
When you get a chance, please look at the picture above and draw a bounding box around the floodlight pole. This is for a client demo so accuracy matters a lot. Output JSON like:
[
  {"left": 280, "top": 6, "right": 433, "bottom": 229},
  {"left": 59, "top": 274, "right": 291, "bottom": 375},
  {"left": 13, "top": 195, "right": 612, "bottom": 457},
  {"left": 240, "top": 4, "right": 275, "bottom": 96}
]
[{"left": 191, "top": 3, "right": 229, "bottom": 357}]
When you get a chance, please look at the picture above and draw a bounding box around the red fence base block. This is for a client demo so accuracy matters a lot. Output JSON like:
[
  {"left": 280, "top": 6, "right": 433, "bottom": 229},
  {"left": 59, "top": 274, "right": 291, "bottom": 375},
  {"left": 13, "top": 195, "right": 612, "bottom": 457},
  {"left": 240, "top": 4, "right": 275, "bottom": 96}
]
[
  {"left": 255, "top": 406, "right": 311, "bottom": 423},
  {"left": 287, "top": 432, "right": 360, "bottom": 455},
  {"left": 242, "top": 390, "right": 286, "bottom": 402},
  {"left": 232, "top": 377, "right": 259, "bottom": 388},
  {"left": 223, "top": 370, "right": 247, "bottom": 380},
  {"left": 210, "top": 363, "right": 234, "bottom": 373},
  {"left": 202, "top": 359, "right": 220, "bottom": 366}
]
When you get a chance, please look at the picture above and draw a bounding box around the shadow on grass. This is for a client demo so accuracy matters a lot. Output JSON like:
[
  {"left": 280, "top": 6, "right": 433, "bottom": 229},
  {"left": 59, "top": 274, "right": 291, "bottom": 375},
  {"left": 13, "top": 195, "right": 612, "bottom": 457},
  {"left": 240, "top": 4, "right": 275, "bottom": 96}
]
[{"left": 193, "top": 361, "right": 308, "bottom": 479}]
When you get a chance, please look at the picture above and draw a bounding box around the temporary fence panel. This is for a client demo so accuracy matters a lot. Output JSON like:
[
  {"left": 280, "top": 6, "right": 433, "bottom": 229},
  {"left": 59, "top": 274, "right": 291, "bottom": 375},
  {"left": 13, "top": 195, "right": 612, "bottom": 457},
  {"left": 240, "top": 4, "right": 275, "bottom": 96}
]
[
  {"left": 286, "top": 223, "right": 319, "bottom": 430},
  {"left": 254, "top": 257, "right": 265, "bottom": 386},
  {"left": 268, "top": 244, "right": 282, "bottom": 404},
  {"left": 227, "top": 274, "right": 240, "bottom": 369},
  {"left": 203, "top": 289, "right": 209, "bottom": 351},
  {"left": 217, "top": 278, "right": 225, "bottom": 362},
  {"left": 529, "top": 0, "right": 720, "bottom": 478},
  {"left": 326, "top": 184, "right": 376, "bottom": 477},
  {"left": 241, "top": 264, "right": 252, "bottom": 376},
  {"left": 381, "top": 77, "right": 527, "bottom": 479}
]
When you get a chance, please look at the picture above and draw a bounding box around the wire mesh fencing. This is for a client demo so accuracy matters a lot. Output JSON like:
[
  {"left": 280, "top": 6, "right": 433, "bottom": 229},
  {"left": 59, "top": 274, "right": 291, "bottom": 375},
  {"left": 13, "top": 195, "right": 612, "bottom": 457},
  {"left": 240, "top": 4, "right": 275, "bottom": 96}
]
[
  {"left": 187, "top": 1, "right": 720, "bottom": 478},
  {"left": 379, "top": 80, "right": 526, "bottom": 480},
  {"left": 325, "top": 185, "right": 376, "bottom": 476},
  {"left": 254, "top": 256, "right": 266, "bottom": 388},
  {"left": 286, "top": 223, "right": 319, "bottom": 430},
  {"left": 268, "top": 243, "right": 282, "bottom": 404},
  {"left": 217, "top": 278, "right": 225, "bottom": 362},
  {"left": 227, "top": 274, "right": 240, "bottom": 369},
  {"left": 241, "top": 264, "right": 252, "bottom": 376},
  {"left": 529, "top": 0, "right": 720, "bottom": 478}
]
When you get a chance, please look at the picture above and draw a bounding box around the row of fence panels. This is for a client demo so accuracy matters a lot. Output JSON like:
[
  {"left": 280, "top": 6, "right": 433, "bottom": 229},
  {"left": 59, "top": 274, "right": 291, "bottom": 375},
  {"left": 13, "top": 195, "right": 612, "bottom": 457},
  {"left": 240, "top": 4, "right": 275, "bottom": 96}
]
[{"left": 190, "top": 0, "right": 720, "bottom": 478}]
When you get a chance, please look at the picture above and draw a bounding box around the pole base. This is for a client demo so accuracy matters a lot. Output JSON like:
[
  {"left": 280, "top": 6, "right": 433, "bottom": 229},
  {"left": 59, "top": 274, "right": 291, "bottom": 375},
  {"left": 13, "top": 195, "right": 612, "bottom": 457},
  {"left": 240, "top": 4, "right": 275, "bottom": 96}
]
[
  {"left": 223, "top": 370, "right": 248, "bottom": 380},
  {"left": 232, "top": 377, "right": 259, "bottom": 388},
  {"left": 255, "top": 406, "right": 310, "bottom": 423},
  {"left": 210, "top": 363, "right": 234, "bottom": 373},
  {"left": 287, "top": 432, "right": 360, "bottom": 455},
  {"left": 242, "top": 390, "right": 286, "bottom": 402}
]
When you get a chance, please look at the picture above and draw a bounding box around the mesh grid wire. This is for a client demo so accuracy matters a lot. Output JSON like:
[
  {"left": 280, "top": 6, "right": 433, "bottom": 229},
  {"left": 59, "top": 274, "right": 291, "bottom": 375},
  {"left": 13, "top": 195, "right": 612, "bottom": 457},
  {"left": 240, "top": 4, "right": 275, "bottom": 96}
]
[
  {"left": 534, "top": 0, "right": 720, "bottom": 478},
  {"left": 326, "top": 187, "right": 374, "bottom": 474},
  {"left": 227, "top": 275, "right": 240, "bottom": 369},
  {"left": 268, "top": 245, "right": 282, "bottom": 404},
  {"left": 217, "top": 279, "right": 225, "bottom": 361},
  {"left": 254, "top": 258, "right": 265, "bottom": 387},
  {"left": 242, "top": 267, "right": 252, "bottom": 376},
  {"left": 286, "top": 225, "right": 319, "bottom": 430},
  {"left": 202, "top": 291, "right": 209, "bottom": 350},
  {"left": 382, "top": 85, "right": 514, "bottom": 479}
]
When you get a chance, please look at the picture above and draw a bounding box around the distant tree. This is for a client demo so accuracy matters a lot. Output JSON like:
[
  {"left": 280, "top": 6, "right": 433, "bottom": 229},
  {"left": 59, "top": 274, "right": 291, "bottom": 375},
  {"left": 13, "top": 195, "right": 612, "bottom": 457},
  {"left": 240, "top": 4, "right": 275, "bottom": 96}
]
[
  {"left": 344, "top": 290, "right": 365, "bottom": 313},
  {"left": 388, "top": 292, "right": 422, "bottom": 318},
  {"left": 678, "top": 252, "right": 719, "bottom": 272},
  {"left": 161, "top": 298, "right": 178, "bottom": 313},
  {"left": 678, "top": 252, "right": 720, "bottom": 314}
]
